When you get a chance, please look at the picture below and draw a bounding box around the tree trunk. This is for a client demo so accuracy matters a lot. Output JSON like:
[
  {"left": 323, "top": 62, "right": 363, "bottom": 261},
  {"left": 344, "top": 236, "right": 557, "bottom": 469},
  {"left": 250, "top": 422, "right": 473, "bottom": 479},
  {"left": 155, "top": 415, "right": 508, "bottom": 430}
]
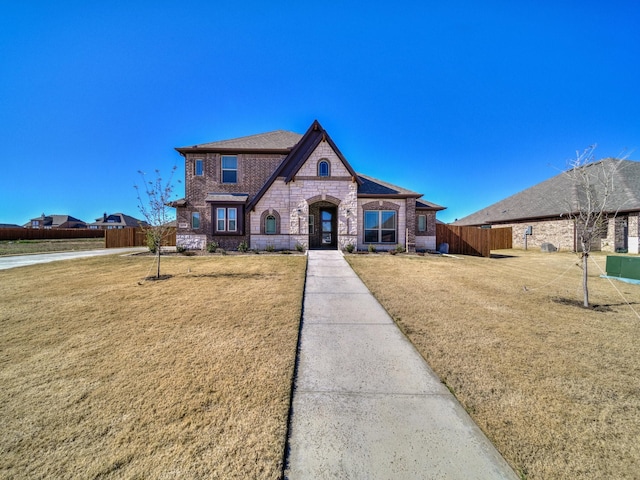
[
  {"left": 156, "top": 242, "right": 161, "bottom": 279},
  {"left": 582, "top": 252, "right": 589, "bottom": 308}
]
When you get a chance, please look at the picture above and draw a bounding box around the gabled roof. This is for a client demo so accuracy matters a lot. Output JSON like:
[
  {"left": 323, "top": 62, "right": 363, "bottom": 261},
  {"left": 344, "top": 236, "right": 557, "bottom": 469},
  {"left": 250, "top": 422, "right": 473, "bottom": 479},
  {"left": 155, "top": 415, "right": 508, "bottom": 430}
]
[
  {"left": 455, "top": 159, "right": 640, "bottom": 225},
  {"left": 357, "top": 173, "right": 420, "bottom": 197},
  {"left": 27, "top": 214, "right": 86, "bottom": 227},
  {"left": 278, "top": 120, "right": 361, "bottom": 182},
  {"left": 357, "top": 174, "right": 445, "bottom": 209},
  {"left": 247, "top": 120, "right": 362, "bottom": 210},
  {"left": 176, "top": 130, "right": 302, "bottom": 154},
  {"left": 416, "top": 199, "right": 447, "bottom": 211},
  {"left": 89, "top": 213, "right": 148, "bottom": 227}
]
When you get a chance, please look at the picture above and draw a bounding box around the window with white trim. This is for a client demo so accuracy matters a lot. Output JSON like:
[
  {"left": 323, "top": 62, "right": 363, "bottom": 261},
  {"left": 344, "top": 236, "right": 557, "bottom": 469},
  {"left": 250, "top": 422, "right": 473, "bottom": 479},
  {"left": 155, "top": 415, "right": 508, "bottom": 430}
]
[
  {"left": 364, "top": 210, "right": 397, "bottom": 243},
  {"left": 216, "top": 207, "right": 237, "bottom": 232},
  {"left": 418, "top": 214, "right": 426, "bottom": 232},
  {"left": 192, "top": 212, "right": 200, "bottom": 229},
  {"left": 221, "top": 156, "right": 237, "bottom": 183}
]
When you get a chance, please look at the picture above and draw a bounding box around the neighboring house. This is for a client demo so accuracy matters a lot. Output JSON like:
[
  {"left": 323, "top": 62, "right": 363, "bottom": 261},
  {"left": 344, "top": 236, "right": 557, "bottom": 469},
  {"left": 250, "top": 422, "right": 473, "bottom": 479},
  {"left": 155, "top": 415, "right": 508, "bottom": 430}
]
[
  {"left": 0, "top": 224, "right": 23, "bottom": 229},
  {"left": 25, "top": 214, "right": 86, "bottom": 229},
  {"left": 173, "top": 120, "right": 444, "bottom": 252},
  {"left": 88, "top": 213, "right": 148, "bottom": 230},
  {"left": 454, "top": 159, "right": 640, "bottom": 254}
]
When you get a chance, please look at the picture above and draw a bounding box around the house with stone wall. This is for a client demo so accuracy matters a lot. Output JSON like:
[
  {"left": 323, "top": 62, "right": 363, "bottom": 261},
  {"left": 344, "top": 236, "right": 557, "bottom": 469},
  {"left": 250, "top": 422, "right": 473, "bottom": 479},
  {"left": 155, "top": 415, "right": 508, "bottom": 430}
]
[
  {"left": 173, "top": 120, "right": 444, "bottom": 252},
  {"left": 454, "top": 159, "right": 640, "bottom": 254}
]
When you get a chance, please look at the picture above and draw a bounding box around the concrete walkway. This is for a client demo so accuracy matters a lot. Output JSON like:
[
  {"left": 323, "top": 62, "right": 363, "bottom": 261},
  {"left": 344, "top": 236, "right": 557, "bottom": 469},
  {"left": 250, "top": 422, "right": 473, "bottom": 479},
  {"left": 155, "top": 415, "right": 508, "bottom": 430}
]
[{"left": 284, "top": 250, "right": 518, "bottom": 479}]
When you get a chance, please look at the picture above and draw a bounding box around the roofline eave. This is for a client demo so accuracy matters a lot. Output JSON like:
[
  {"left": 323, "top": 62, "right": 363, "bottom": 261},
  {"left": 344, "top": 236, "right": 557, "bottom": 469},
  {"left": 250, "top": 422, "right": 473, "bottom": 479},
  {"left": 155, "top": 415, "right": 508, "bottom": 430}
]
[
  {"left": 463, "top": 206, "right": 640, "bottom": 226},
  {"left": 357, "top": 193, "right": 423, "bottom": 200},
  {"left": 416, "top": 205, "right": 447, "bottom": 212},
  {"left": 175, "top": 147, "right": 294, "bottom": 155}
]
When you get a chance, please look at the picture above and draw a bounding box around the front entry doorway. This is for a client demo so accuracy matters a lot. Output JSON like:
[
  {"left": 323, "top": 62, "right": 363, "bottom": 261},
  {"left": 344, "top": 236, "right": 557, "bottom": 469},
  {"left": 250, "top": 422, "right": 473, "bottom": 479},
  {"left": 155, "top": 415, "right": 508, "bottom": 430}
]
[{"left": 309, "top": 202, "right": 338, "bottom": 249}]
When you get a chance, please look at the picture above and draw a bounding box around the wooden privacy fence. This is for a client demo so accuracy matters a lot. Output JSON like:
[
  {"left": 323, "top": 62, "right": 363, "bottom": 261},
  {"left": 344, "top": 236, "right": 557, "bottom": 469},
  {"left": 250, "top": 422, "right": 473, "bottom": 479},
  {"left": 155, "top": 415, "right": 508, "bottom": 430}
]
[
  {"left": 436, "top": 225, "right": 512, "bottom": 257},
  {"left": 105, "top": 227, "right": 176, "bottom": 248},
  {"left": 0, "top": 228, "right": 104, "bottom": 241}
]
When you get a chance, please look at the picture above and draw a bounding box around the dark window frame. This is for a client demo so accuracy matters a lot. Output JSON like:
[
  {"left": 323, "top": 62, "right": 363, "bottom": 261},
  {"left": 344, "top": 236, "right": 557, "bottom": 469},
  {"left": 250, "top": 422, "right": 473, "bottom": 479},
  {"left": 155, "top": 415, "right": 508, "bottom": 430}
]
[
  {"left": 364, "top": 210, "right": 397, "bottom": 243},
  {"left": 221, "top": 155, "right": 238, "bottom": 184},
  {"left": 212, "top": 204, "right": 244, "bottom": 235},
  {"left": 317, "top": 159, "right": 330, "bottom": 177}
]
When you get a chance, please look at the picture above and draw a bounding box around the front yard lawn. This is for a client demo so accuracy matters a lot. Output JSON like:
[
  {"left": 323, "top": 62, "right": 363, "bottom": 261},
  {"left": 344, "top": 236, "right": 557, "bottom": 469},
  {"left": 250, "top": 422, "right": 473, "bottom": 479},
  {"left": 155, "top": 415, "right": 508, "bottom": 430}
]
[
  {"left": 347, "top": 250, "right": 640, "bottom": 480},
  {"left": 0, "top": 254, "right": 306, "bottom": 479}
]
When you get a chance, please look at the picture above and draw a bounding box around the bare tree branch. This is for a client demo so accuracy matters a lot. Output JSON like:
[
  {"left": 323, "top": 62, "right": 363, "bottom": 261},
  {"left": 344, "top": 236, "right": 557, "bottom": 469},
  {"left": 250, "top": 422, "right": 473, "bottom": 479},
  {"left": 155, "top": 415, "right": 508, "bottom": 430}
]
[{"left": 134, "top": 166, "right": 180, "bottom": 278}]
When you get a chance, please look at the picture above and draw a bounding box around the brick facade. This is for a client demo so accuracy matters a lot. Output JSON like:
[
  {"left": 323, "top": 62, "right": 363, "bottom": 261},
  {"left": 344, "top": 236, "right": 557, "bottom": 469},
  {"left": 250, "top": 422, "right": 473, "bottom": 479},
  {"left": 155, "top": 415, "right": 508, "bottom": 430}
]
[
  {"left": 415, "top": 210, "right": 437, "bottom": 251},
  {"left": 491, "top": 214, "right": 640, "bottom": 253},
  {"left": 174, "top": 122, "right": 443, "bottom": 252}
]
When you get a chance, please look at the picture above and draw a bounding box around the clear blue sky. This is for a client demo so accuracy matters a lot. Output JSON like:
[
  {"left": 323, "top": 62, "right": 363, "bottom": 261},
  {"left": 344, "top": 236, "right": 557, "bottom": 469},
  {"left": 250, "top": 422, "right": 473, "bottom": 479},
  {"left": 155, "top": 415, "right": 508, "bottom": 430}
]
[{"left": 1, "top": 1, "right": 638, "bottom": 225}]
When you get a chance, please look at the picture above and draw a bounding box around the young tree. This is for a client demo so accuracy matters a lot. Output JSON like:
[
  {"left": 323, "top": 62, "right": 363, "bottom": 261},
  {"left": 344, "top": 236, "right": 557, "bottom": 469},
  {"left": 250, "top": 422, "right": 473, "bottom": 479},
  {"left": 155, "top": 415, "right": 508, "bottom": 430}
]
[
  {"left": 135, "top": 166, "right": 179, "bottom": 279},
  {"left": 564, "top": 146, "right": 621, "bottom": 307}
]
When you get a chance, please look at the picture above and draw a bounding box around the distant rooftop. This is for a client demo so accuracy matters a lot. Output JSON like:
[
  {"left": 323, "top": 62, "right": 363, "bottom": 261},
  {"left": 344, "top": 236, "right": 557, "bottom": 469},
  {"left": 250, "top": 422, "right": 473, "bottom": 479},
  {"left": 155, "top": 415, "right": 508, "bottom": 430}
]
[{"left": 455, "top": 159, "right": 640, "bottom": 225}]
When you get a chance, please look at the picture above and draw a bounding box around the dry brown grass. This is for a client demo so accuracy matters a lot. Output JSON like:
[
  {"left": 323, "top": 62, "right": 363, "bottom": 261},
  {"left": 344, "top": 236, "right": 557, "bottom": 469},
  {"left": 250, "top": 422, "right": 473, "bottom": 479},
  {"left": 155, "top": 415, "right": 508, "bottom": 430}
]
[
  {"left": 0, "top": 254, "right": 306, "bottom": 479},
  {"left": 0, "top": 238, "right": 105, "bottom": 255},
  {"left": 347, "top": 250, "right": 640, "bottom": 480}
]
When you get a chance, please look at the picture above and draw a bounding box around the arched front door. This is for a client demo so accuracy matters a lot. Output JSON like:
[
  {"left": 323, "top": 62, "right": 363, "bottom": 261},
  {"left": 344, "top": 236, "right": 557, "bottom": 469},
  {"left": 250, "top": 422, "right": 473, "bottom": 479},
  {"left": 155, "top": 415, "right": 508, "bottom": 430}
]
[{"left": 309, "top": 202, "right": 338, "bottom": 249}]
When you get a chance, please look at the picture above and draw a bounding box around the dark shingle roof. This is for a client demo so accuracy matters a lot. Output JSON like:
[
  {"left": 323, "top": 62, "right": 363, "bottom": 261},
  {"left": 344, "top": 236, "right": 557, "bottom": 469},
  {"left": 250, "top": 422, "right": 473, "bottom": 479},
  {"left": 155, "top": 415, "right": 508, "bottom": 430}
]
[
  {"left": 90, "top": 213, "right": 147, "bottom": 228},
  {"left": 27, "top": 214, "right": 86, "bottom": 227},
  {"left": 247, "top": 120, "right": 362, "bottom": 210},
  {"left": 178, "top": 130, "right": 302, "bottom": 152},
  {"left": 417, "top": 199, "right": 446, "bottom": 211},
  {"left": 455, "top": 159, "right": 640, "bottom": 225},
  {"left": 357, "top": 174, "right": 444, "bottom": 209},
  {"left": 357, "top": 173, "right": 420, "bottom": 196}
]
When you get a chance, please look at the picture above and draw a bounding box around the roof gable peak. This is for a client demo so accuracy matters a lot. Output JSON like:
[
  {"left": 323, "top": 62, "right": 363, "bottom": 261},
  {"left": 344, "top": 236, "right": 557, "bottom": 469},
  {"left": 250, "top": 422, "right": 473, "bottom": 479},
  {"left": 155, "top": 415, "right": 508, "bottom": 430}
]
[{"left": 247, "top": 120, "right": 362, "bottom": 210}]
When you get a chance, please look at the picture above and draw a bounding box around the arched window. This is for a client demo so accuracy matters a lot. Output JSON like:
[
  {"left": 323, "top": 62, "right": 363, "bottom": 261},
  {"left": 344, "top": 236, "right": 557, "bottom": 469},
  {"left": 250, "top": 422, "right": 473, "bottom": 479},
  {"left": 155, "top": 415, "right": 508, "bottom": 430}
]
[
  {"left": 265, "top": 215, "right": 277, "bottom": 234},
  {"left": 318, "top": 160, "right": 330, "bottom": 177}
]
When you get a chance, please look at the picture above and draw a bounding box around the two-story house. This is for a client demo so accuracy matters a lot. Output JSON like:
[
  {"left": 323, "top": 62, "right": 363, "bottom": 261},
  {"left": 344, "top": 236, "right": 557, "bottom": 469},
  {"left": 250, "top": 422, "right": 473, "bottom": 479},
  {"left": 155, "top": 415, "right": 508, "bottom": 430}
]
[
  {"left": 26, "top": 214, "right": 86, "bottom": 229},
  {"left": 88, "top": 212, "right": 148, "bottom": 230},
  {"left": 173, "top": 120, "right": 444, "bottom": 252}
]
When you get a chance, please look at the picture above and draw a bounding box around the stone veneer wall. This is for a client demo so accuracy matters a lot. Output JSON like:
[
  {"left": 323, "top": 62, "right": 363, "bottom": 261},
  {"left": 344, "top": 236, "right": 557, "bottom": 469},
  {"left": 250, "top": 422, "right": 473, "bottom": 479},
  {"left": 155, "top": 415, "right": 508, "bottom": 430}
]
[
  {"left": 249, "top": 141, "right": 358, "bottom": 250},
  {"left": 495, "top": 214, "right": 640, "bottom": 253},
  {"left": 176, "top": 233, "right": 207, "bottom": 250},
  {"left": 497, "top": 216, "right": 627, "bottom": 252},
  {"left": 495, "top": 218, "right": 576, "bottom": 251},
  {"left": 628, "top": 213, "right": 639, "bottom": 254}
]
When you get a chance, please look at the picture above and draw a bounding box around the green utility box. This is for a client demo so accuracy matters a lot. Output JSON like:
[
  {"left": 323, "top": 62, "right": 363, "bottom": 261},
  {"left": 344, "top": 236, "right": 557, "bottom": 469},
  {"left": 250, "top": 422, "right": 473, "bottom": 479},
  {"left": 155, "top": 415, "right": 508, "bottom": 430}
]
[{"left": 606, "top": 256, "right": 640, "bottom": 281}]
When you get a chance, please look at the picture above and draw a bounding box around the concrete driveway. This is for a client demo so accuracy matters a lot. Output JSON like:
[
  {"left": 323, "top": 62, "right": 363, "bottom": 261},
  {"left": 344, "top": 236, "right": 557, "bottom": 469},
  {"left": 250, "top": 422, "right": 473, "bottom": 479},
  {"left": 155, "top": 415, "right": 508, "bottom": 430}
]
[{"left": 0, "top": 247, "right": 147, "bottom": 271}]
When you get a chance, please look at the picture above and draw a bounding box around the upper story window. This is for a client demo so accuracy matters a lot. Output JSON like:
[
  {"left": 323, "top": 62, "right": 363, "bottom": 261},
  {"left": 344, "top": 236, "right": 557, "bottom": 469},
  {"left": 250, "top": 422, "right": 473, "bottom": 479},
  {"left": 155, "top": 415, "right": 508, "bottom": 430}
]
[
  {"left": 318, "top": 160, "right": 330, "bottom": 177},
  {"left": 194, "top": 159, "right": 204, "bottom": 176},
  {"left": 221, "top": 156, "right": 238, "bottom": 183}
]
